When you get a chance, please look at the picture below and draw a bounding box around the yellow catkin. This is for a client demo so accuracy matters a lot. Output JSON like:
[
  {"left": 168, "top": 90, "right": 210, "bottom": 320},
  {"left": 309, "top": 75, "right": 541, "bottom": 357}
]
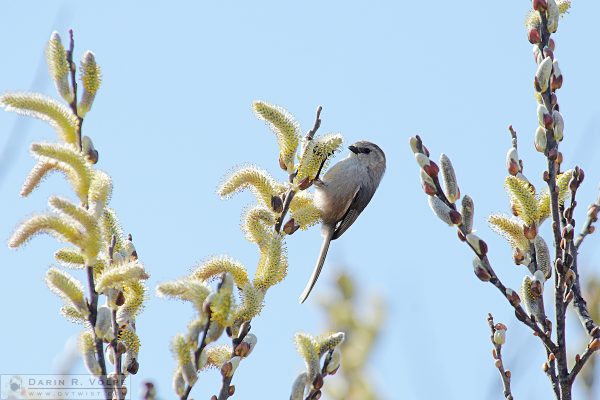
[
  {"left": 30, "top": 143, "right": 91, "bottom": 201},
  {"left": 296, "top": 134, "right": 343, "bottom": 182},
  {"left": 253, "top": 101, "right": 301, "bottom": 171},
  {"left": 95, "top": 261, "right": 149, "bottom": 293},
  {"left": 205, "top": 345, "right": 232, "bottom": 369},
  {"left": 46, "top": 268, "right": 89, "bottom": 317},
  {"left": 54, "top": 247, "right": 85, "bottom": 268},
  {"left": 505, "top": 176, "right": 539, "bottom": 226},
  {"left": 119, "top": 328, "right": 140, "bottom": 355},
  {"left": 191, "top": 256, "right": 249, "bottom": 288},
  {"left": 0, "top": 93, "right": 79, "bottom": 144},
  {"left": 233, "top": 283, "right": 265, "bottom": 323},
  {"left": 316, "top": 332, "right": 345, "bottom": 356},
  {"left": 488, "top": 214, "right": 530, "bottom": 252},
  {"left": 243, "top": 207, "right": 275, "bottom": 246},
  {"left": 294, "top": 332, "right": 320, "bottom": 381},
  {"left": 538, "top": 169, "right": 573, "bottom": 223},
  {"left": 9, "top": 214, "right": 83, "bottom": 249},
  {"left": 290, "top": 192, "right": 321, "bottom": 229},
  {"left": 156, "top": 279, "right": 211, "bottom": 312},
  {"left": 218, "top": 165, "right": 285, "bottom": 205}
]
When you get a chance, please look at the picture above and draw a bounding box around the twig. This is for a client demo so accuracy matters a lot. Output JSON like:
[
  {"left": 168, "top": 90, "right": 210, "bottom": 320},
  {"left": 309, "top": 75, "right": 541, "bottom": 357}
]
[
  {"left": 413, "top": 136, "right": 558, "bottom": 353},
  {"left": 534, "top": 10, "right": 572, "bottom": 398},
  {"left": 274, "top": 106, "right": 322, "bottom": 233},
  {"left": 568, "top": 338, "right": 600, "bottom": 383},
  {"left": 508, "top": 125, "right": 524, "bottom": 173},
  {"left": 180, "top": 309, "right": 212, "bottom": 400},
  {"left": 306, "top": 106, "right": 322, "bottom": 141},
  {"left": 111, "top": 309, "right": 123, "bottom": 400},
  {"left": 303, "top": 349, "right": 335, "bottom": 400},
  {"left": 66, "top": 29, "right": 110, "bottom": 400},
  {"left": 86, "top": 265, "right": 111, "bottom": 400},
  {"left": 570, "top": 251, "right": 599, "bottom": 338},
  {"left": 574, "top": 189, "right": 600, "bottom": 250},
  {"left": 66, "top": 29, "right": 83, "bottom": 151},
  {"left": 487, "top": 314, "right": 513, "bottom": 400},
  {"left": 108, "top": 235, "right": 123, "bottom": 400},
  {"left": 216, "top": 321, "right": 252, "bottom": 400}
]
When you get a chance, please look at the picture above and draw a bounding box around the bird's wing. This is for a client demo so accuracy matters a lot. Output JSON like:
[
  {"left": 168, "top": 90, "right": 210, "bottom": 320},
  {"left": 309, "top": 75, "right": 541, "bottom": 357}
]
[{"left": 332, "top": 185, "right": 375, "bottom": 240}]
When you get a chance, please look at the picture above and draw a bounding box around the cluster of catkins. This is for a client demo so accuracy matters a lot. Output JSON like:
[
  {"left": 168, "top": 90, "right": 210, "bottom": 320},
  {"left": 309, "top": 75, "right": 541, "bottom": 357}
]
[
  {"left": 1, "top": 31, "right": 150, "bottom": 397},
  {"left": 156, "top": 101, "right": 349, "bottom": 397}
]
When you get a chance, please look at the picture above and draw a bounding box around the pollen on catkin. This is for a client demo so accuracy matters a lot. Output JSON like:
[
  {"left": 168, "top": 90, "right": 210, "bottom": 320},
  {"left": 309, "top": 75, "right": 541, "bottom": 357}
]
[
  {"left": 205, "top": 345, "right": 233, "bottom": 369},
  {"left": 156, "top": 279, "right": 211, "bottom": 312},
  {"left": 20, "top": 159, "right": 68, "bottom": 197},
  {"left": 117, "top": 281, "right": 146, "bottom": 326},
  {"left": 218, "top": 165, "right": 285, "bottom": 206},
  {"left": 488, "top": 214, "right": 530, "bottom": 252},
  {"left": 171, "top": 334, "right": 196, "bottom": 386},
  {"left": 210, "top": 274, "right": 235, "bottom": 327},
  {"left": 9, "top": 214, "right": 83, "bottom": 249},
  {"left": 191, "top": 256, "right": 249, "bottom": 288},
  {"left": 252, "top": 101, "right": 301, "bottom": 172},
  {"left": 88, "top": 170, "right": 113, "bottom": 217},
  {"left": 102, "top": 208, "right": 125, "bottom": 253},
  {"left": 30, "top": 143, "right": 92, "bottom": 201},
  {"left": 316, "top": 332, "right": 345, "bottom": 356},
  {"left": 295, "top": 133, "right": 343, "bottom": 183},
  {"left": 242, "top": 207, "right": 275, "bottom": 246},
  {"left": 0, "top": 93, "right": 78, "bottom": 144},
  {"left": 79, "top": 51, "right": 101, "bottom": 117},
  {"left": 95, "top": 261, "right": 149, "bottom": 293},
  {"left": 46, "top": 267, "right": 89, "bottom": 317},
  {"left": 54, "top": 247, "right": 86, "bottom": 268},
  {"left": 119, "top": 327, "right": 140, "bottom": 356},
  {"left": 253, "top": 234, "right": 287, "bottom": 290},
  {"left": 537, "top": 169, "right": 573, "bottom": 223},
  {"left": 505, "top": 176, "right": 539, "bottom": 226},
  {"left": 60, "top": 305, "right": 88, "bottom": 324},
  {"left": 520, "top": 275, "right": 545, "bottom": 321},
  {"left": 233, "top": 283, "right": 265, "bottom": 323},
  {"left": 294, "top": 332, "right": 320, "bottom": 382},
  {"left": 289, "top": 191, "right": 321, "bottom": 229}
]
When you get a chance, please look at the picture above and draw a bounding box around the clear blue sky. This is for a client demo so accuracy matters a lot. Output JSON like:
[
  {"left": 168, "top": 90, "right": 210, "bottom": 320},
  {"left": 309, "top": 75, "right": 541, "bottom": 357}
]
[{"left": 1, "top": 1, "right": 600, "bottom": 399}]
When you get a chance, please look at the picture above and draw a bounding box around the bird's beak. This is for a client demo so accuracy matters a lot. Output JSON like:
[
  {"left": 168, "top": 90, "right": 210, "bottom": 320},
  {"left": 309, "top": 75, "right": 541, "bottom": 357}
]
[{"left": 348, "top": 145, "right": 359, "bottom": 154}]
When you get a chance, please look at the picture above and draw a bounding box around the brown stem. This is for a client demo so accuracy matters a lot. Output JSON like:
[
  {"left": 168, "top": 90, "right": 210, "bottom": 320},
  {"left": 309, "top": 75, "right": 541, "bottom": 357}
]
[
  {"left": 568, "top": 339, "right": 600, "bottom": 383},
  {"left": 216, "top": 322, "right": 252, "bottom": 400},
  {"left": 487, "top": 314, "right": 513, "bottom": 400},
  {"left": 275, "top": 105, "right": 323, "bottom": 232},
  {"left": 180, "top": 310, "right": 214, "bottom": 399},
  {"left": 111, "top": 309, "right": 123, "bottom": 400},
  {"left": 86, "top": 264, "right": 111, "bottom": 400},
  {"left": 66, "top": 29, "right": 83, "bottom": 151},
  {"left": 574, "top": 190, "right": 600, "bottom": 250}
]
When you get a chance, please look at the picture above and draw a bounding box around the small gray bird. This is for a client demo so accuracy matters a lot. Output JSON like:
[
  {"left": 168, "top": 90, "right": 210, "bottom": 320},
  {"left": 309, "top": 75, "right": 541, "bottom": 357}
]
[{"left": 299, "top": 140, "right": 386, "bottom": 303}]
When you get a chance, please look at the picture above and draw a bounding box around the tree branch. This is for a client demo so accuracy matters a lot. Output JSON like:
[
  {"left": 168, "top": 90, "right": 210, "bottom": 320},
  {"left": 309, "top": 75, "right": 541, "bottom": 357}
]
[
  {"left": 216, "top": 321, "right": 252, "bottom": 400},
  {"left": 66, "top": 29, "right": 83, "bottom": 151},
  {"left": 487, "top": 314, "right": 513, "bottom": 400},
  {"left": 275, "top": 105, "right": 323, "bottom": 233}
]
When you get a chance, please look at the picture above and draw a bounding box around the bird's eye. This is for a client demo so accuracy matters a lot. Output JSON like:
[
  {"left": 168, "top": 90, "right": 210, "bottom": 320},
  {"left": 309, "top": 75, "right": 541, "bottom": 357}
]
[{"left": 362, "top": 147, "right": 371, "bottom": 154}]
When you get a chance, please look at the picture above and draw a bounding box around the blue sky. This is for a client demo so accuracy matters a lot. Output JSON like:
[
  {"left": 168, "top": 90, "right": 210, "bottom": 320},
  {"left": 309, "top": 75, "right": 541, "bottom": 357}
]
[{"left": 1, "top": 1, "right": 600, "bottom": 399}]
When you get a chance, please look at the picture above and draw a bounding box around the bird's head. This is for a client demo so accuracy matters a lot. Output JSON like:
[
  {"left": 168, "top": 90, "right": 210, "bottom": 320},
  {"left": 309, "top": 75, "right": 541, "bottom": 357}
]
[{"left": 348, "top": 141, "right": 386, "bottom": 175}]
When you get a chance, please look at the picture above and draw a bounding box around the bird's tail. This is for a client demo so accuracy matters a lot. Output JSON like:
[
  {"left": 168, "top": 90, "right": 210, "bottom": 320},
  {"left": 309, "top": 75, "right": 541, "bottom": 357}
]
[{"left": 299, "top": 226, "right": 334, "bottom": 303}]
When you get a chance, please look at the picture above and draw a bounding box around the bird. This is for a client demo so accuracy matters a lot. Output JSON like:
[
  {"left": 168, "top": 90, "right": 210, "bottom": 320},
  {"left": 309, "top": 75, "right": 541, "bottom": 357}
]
[{"left": 299, "top": 140, "right": 386, "bottom": 303}]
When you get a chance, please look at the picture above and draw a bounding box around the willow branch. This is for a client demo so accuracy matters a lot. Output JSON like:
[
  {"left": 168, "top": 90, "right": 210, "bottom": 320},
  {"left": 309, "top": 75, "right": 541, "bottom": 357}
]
[
  {"left": 275, "top": 105, "right": 322, "bottom": 233},
  {"left": 216, "top": 322, "right": 252, "bottom": 400},
  {"left": 488, "top": 314, "right": 513, "bottom": 400}
]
